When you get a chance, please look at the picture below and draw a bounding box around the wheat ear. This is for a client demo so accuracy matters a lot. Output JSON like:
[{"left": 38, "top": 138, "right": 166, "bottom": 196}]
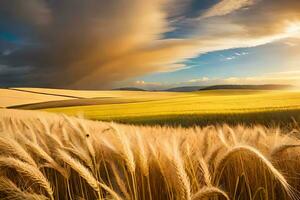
[
  {"left": 0, "top": 176, "right": 48, "bottom": 200},
  {"left": 136, "top": 130, "right": 149, "bottom": 176},
  {"left": 172, "top": 145, "right": 191, "bottom": 200},
  {"left": 213, "top": 145, "right": 292, "bottom": 196},
  {"left": 192, "top": 186, "right": 229, "bottom": 200},
  {"left": 270, "top": 144, "right": 300, "bottom": 157},
  {"left": 0, "top": 156, "right": 53, "bottom": 199},
  {"left": 58, "top": 150, "right": 122, "bottom": 200},
  {"left": 0, "top": 136, "right": 37, "bottom": 167}
]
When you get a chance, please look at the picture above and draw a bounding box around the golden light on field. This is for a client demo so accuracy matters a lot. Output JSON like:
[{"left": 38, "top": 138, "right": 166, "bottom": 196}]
[{"left": 2, "top": 0, "right": 300, "bottom": 199}]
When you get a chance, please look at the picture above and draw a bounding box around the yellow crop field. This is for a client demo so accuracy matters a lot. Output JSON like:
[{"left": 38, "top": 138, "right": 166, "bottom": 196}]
[
  {"left": 43, "top": 90, "right": 300, "bottom": 126},
  {"left": 0, "top": 89, "right": 72, "bottom": 108},
  {"left": 12, "top": 87, "right": 182, "bottom": 99},
  {"left": 0, "top": 109, "right": 299, "bottom": 200},
  {"left": 3, "top": 1, "right": 300, "bottom": 199},
  {"left": 2, "top": 89, "right": 300, "bottom": 126}
]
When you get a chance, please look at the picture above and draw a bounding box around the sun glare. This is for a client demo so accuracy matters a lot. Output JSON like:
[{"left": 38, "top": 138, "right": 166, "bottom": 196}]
[{"left": 286, "top": 22, "right": 300, "bottom": 34}]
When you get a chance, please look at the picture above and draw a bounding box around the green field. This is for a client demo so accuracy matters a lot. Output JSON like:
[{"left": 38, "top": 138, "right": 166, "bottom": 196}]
[{"left": 42, "top": 90, "right": 300, "bottom": 127}]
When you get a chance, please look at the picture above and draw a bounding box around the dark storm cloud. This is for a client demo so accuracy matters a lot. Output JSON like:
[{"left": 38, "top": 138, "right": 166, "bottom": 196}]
[{"left": 0, "top": 0, "right": 172, "bottom": 88}]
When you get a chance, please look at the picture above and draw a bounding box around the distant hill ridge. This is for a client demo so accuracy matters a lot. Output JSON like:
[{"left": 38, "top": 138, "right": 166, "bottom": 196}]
[
  {"left": 165, "top": 86, "right": 207, "bottom": 92},
  {"left": 115, "top": 84, "right": 293, "bottom": 92},
  {"left": 199, "top": 84, "right": 293, "bottom": 91},
  {"left": 113, "top": 87, "right": 146, "bottom": 91}
]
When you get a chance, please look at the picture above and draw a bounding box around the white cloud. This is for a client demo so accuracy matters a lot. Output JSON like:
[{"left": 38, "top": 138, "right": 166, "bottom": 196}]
[
  {"left": 235, "top": 52, "right": 249, "bottom": 56},
  {"left": 188, "top": 77, "right": 210, "bottom": 83},
  {"left": 131, "top": 80, "right": 163, "bottom": 88},
  {"left": 222, "top": 51, "right": 249, "bottom": 61},
  {"left": 225, "top": 56, "right": 236, "bottom": 60}
]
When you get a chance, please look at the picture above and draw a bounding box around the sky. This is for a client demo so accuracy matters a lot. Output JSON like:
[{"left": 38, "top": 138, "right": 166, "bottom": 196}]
[{"left": 1, "top": 0, "right": 300, "bottom": 89}]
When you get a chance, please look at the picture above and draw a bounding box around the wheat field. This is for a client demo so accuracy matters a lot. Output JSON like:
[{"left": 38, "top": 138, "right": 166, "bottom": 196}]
[{"left": 0, "top": 109, "right": 300, "bottom": 200}]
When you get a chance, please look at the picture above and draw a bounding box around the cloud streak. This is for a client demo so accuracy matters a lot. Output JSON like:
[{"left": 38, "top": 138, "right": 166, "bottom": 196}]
[{"left": 201, "top": 0, "right": 255, "bottom": 18}]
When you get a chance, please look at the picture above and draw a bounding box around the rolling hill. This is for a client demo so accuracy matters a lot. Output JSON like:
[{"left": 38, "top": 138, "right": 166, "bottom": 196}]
[
  {"left": 113, "top": 87, "right": 146, "bottom": 91},
  {"left": 165, "top": 86, "right": 207, "bottom": 92},
  {"left": 1, "top": 87, "right": 182, "bottom": 109},
  {"left": 200, "top": 84, "right": 293, "bottom": 90},
  {"left": 0, "top": 88, "right": 73, "bottom": 107},
  {"left": 113, "top": 84, "right": 293, "bottom": 92}
]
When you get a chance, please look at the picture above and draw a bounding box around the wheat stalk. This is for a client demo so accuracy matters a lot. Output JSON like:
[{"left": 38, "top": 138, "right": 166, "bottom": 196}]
[
  {"left": 57, "top": 149, "right": 100, "bottom": 193},
  {"left": 58, "top": 149, "right": 123, "bottom": 199},
  {"left": 192, "top": 186, "right": 229, "bottom": 200},
  {"left": 1, "top": 109, "right": 300, "bottom": 200},
  {"left": 135, "top": 130, "right": 149, "bottom": 176},
  {"left": 111, "top": 124, "right": 136, "bottom": 173},
  {"left": 198, "top": 157, "right": 211, "bottom": 186},
  {"left": 270, "top": 144, "right": 300, "bottom": 157},
  {"left": 111, "top": 163, "right": 131, "bottom": 200},
  {"left": 213, "top": 145, "right": 292, "bottom": 197},
  {"left": 171, "top": 144, "right": 191, "bottom": 200},
  {"left": 0, "top": 136, "right": 37, "bottom": 167},
  {"left": 0, "top": 176, "right": 48, "bottom": 200},
  {"left": 25, "top": 140, "right": 69, "bottom": 178},
  {"left": 0, "top": 156, "right": 53, "bottom": 199}
]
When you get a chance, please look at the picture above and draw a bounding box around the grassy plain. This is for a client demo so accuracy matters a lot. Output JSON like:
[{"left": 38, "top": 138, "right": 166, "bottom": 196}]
[
  {"left": 42, "top": 90, "right": 300, "bottom": 127},
  {"left": 12, "top": 87, "right": 181, "bottom": 100},
  {"left": 0, "top": 89, "right": 72, "bottom": 107},
  {"left": 2, "top": 88, "right": 300, "bottom": 127},
  {"left": 5, "top": 88, "right": 182, "bottom": 109}
]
